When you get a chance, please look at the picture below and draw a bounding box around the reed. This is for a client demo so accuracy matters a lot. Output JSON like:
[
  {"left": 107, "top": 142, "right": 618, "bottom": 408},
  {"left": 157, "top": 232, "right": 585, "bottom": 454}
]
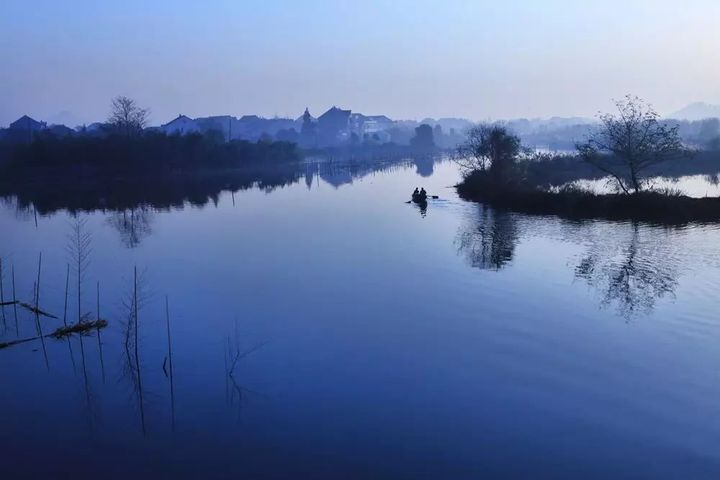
[
  {"left": 165, "top": 295, "right": 175, "bottom": 431},
  {"left": 0, "top": 258, "right": 6, "bottom": 332},
  {"left": 96, "top": 281, "right": 105, "bottom": 382},
  {"left": 34, "top": 253, "right": 49, "bottom": 369},
  {"left": 11, "top": 265, "right": 18, "bottom": 336}
]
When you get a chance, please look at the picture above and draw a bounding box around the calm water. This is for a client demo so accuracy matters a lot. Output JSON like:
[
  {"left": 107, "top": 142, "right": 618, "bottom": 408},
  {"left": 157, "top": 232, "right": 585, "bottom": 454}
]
[
  {"left": 561, "top": 173, "right": 720, "bottom": 197},
  {"left": 3, "top": 159, "right": 720, "bottom": 479}
]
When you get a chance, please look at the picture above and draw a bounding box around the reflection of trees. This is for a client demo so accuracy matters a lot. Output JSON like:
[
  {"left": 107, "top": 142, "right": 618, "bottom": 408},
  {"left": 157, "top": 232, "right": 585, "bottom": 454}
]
[
  {"left": 107, "top": 208, "right": 154, "bottom": 248},
  {"left": 574, "top": 222, "right": 678, "bottom": 318},
  {"left": 121, "top": 267, "right": 150, "bottom": 436},
  {"left": 456, "top": 204, "right": 518, "bottom": 270},
  {"left": 413, "top": 155, "right": 435, "bottom": 177}
]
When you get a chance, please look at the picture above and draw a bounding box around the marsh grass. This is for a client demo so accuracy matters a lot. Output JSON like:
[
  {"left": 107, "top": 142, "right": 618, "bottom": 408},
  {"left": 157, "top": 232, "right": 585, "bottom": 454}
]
[{"left": 458, "top": 169, "right": 720, "bottom": 224}]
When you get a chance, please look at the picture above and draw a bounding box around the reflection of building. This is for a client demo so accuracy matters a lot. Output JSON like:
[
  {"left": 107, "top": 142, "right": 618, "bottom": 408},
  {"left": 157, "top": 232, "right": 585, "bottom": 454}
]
[
  {"left": 161, "top": 115, "right": 200, "bottom": 135},
  {"left": 319, "top": 165, "right": 353, "bottom": 188}
]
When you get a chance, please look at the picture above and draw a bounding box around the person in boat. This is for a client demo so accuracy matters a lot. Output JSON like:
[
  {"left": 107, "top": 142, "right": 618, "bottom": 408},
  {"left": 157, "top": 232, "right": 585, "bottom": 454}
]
[
  {"left": 413, "top": 187, "right": 419, "bottom": 197},
  {"left": 419, "top": 187, "right": 427, "bottom": 199}
]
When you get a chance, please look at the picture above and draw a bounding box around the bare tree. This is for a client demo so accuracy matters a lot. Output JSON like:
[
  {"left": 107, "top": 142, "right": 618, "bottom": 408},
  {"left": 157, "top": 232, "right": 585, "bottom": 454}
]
[
  {"left": 108, "top": 96, "right": 149, "bottom": 137},
  {"left": 456, "top": 124, "right": 523, "bottom": 181},
  {"left": 576, "top": 96, "right": 689, "bottom": 194}
]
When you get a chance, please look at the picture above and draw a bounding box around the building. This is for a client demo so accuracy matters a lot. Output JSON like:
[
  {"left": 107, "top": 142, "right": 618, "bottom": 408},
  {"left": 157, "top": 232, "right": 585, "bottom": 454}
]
[
  {"left": 7, "top": 115, "right": 47, "bottom": 142},
  {"left": 161, "top": 115, "right": 200, "bottom": 135},
  {"left": 195, "top": 115, "right": 235, "bottom": 141},
  {"left": 47, "top": 124, "right": 74, "bottom": 137},
  {"left": 317, "top": 107, "right": 351, "bottom": 146},
  {"left": 349, "top": 113, "right": 394, "bottom": 139},
  {"left": 348, "top": 113, "right": 394, "bottom": 144},
  {"left": 9, "top": 115, "right": 46, "bottom": 132},
  {"left": 362, "top": 115, "right": 394, "bottom": 133}
]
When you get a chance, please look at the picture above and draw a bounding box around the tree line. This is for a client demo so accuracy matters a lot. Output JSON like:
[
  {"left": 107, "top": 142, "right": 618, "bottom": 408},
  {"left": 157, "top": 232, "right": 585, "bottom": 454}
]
[{"left": 0, "top": 96, "right": 301, "bottom": 179}]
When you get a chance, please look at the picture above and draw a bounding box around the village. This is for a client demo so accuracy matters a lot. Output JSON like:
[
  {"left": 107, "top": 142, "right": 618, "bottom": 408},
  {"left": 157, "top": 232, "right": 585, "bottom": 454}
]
[{"left": 0, "top": 107, "right": 471, "bottom": 149}]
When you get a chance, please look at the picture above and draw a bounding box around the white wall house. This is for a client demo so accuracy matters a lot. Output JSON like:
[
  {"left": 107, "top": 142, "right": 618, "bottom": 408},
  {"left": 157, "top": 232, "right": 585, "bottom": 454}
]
[{"left": 161, "top": 115, "right": 200, "bottom": 135}]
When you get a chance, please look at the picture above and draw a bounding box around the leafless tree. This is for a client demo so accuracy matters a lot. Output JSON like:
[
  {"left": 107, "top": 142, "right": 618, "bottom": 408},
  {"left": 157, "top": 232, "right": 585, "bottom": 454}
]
[
  {"left": 456, "top": 124, "right": 524, "bottom": 181},
  {"left": 108, "top": 96, "right": 149, "bottom": 137},
  {"left": 576, "top": 95, "right": 689, "bottom": 194}
]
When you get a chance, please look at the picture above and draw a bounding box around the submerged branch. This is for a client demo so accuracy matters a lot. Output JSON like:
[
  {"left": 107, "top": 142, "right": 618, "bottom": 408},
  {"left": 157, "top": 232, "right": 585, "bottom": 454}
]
[
  {"left": 0, "top": 320, "right": 108, "bottom": 350},
  {"left": 18, "top": 302, "right": 58, "bottom": 319}
]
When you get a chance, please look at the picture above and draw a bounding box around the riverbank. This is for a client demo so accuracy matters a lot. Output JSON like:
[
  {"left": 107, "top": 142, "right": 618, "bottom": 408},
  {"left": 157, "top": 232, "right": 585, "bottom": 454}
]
[
  {"left": 0, "top": 164, "right": 307, "bottom": 214},
  {"left": 457, "top": 171, "right": 720, "bottom": 224}
]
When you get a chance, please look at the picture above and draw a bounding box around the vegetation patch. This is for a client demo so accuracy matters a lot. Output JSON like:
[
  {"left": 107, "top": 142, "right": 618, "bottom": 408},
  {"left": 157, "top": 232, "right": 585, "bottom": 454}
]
[{"left": 456, "top": 96, "right": 720, "bottom": 224}]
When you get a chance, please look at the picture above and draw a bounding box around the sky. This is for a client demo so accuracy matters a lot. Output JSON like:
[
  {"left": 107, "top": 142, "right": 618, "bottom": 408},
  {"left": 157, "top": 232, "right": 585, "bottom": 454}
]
[{"left": 1, "top": 0, "right": 719, "bottom": 126}]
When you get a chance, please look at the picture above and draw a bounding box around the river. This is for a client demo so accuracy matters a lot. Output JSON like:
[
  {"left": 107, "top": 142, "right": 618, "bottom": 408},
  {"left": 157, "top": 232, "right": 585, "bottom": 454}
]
[{"left": 2, "top": 158, "right": 720, "bottom": 478}]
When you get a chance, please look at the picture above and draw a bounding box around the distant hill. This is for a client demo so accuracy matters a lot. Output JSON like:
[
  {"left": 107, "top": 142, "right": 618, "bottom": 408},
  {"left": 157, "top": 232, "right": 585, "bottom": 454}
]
[{"left": 669, "top": 102, "right": 720, "bottom": 121}]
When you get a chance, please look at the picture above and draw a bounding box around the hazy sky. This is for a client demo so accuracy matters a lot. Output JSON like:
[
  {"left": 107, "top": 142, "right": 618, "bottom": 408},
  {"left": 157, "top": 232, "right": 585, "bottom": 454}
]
[{"left": 1, "top": 0, "right": 719, "bottom": 126}]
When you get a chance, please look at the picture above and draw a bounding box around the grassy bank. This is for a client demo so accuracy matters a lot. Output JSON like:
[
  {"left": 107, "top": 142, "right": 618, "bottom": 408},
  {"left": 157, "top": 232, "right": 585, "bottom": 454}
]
[{"left": 457, "top": 170, "right": 720, "bottom": 224}]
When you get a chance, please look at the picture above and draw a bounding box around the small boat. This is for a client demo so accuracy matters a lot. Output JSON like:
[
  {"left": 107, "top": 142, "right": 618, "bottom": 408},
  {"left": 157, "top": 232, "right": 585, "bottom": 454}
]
[{"left": 411, "top": 193, "right": 428, "bottom": 204}]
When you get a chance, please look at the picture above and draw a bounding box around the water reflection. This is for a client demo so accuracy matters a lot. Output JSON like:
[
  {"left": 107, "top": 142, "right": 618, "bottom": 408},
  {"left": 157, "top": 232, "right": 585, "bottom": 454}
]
[
  {"left": 107, "top": 208, "right": 155, "bottom": 248},
  {"left": 4, "top": 155, "right": 442, "bottom": 216},
  {"left": 456, "top": 204, "right": 683, "bottom": 318},
  {"left": 573, "top": 222, "right": 679, "bottom": 318},
  {"left": 413, "top": 155, "right": 435, "bottom": 177},
  {"left": 3, "top": 160, "right": 720, "bottom": 478},
  {"left": 413, "top": 200, "right": 428, "bottom": 217},
  {"left": 5, "top": 165, "right": 305, "bottom": 216},
  {"left": 121, "top": 266, "right": 150, "bottom": 435},
  {"left": 456, "top": 204, "right": 518, "bottom": 270}
]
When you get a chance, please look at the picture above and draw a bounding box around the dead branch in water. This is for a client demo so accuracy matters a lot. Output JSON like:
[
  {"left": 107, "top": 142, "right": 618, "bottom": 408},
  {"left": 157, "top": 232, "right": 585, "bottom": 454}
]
[
  {"left": 0, "top": 320, "right": 108, "bottom": 350},
  {"left": 52, "top": 319, "right": 108, "bottom": 339}
]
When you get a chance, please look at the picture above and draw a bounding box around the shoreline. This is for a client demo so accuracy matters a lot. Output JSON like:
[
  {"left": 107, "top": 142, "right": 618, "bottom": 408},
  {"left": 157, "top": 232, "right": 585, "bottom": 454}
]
[{"left": 456, "top": 178, "right": 720, "bottom": 224}]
